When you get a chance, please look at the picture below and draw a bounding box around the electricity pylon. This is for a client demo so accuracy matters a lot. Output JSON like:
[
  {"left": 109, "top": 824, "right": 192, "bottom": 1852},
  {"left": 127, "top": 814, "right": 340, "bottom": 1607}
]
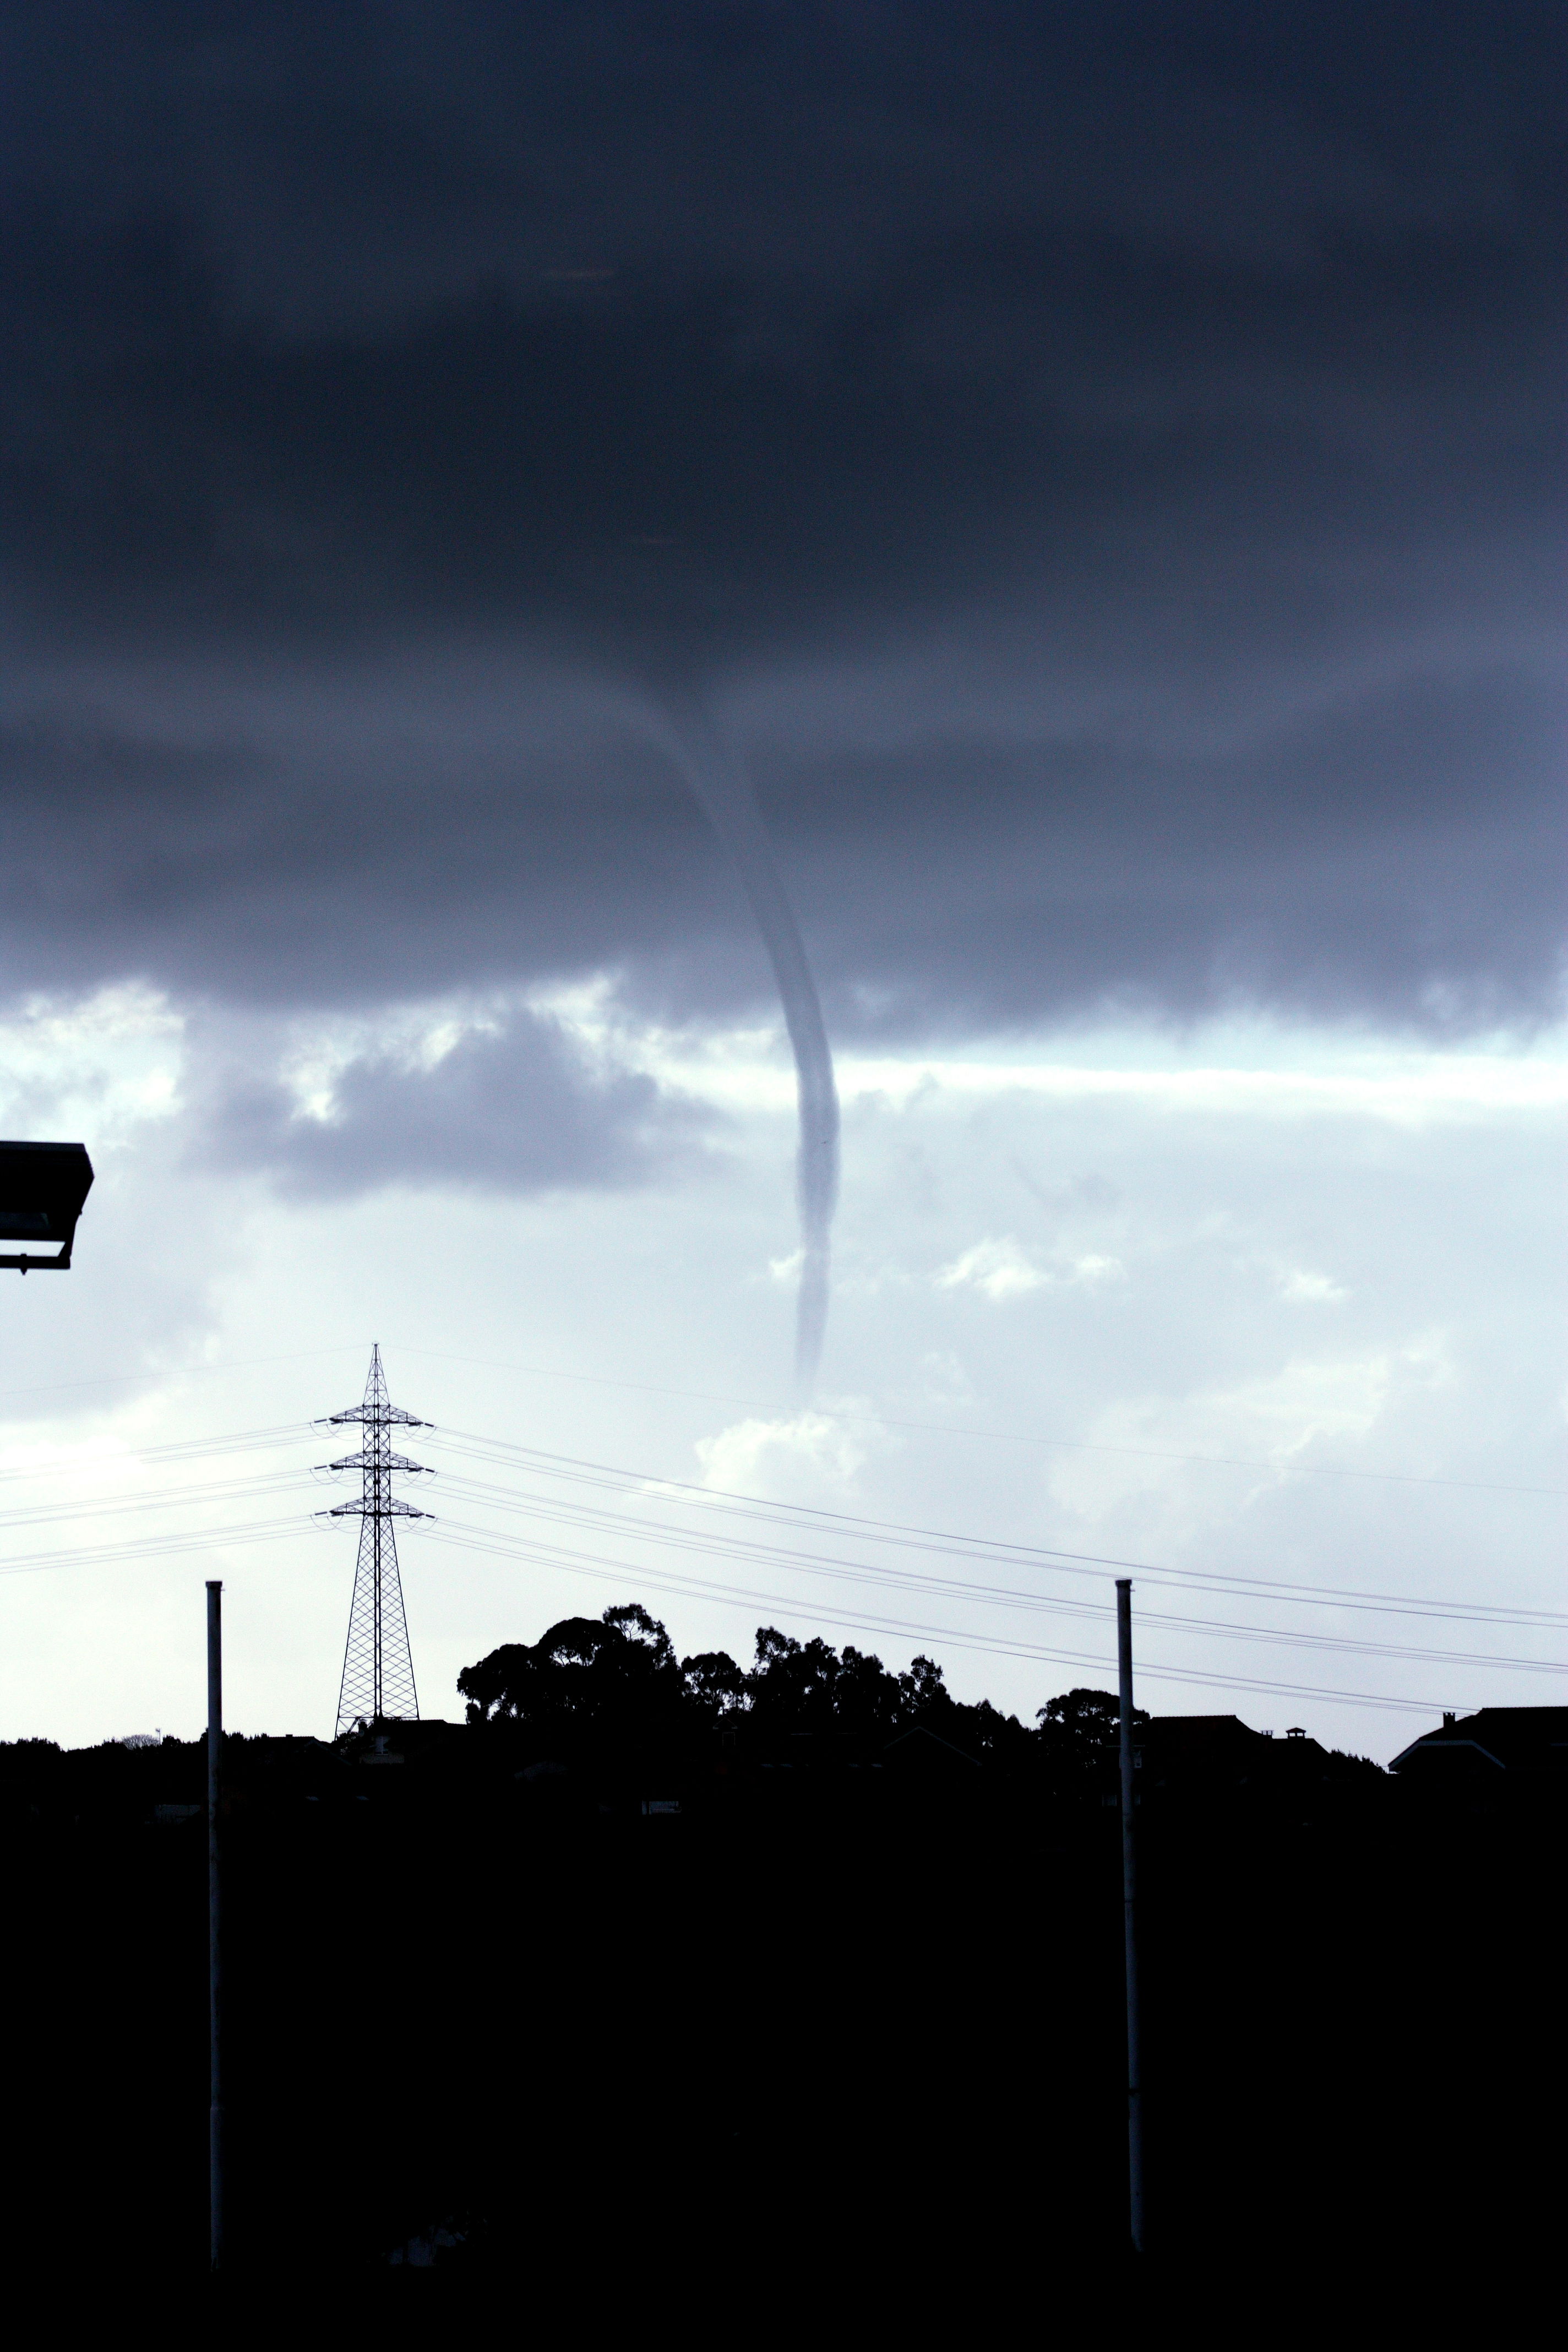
[{"left": 318, "top": 1346, "right": 433, "bottom": 1735}]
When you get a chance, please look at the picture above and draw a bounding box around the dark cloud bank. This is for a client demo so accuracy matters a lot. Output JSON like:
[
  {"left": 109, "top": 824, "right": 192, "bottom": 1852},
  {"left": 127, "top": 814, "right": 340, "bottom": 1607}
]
[
  {"left": 2, "top": 2, "right": 1563, "bottom": 1073},
  {"left": 201, "top": 1011, "right": 706, "bottom": 1199}
]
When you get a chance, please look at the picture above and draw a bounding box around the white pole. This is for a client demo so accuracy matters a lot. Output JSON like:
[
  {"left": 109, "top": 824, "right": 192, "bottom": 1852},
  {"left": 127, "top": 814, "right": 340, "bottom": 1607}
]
[
  {"left": 1117, "top": 1577, "right": 1145, "bottom": 2255},
  {"left": 206, "top": 1580, "right": 225, "bottom": 2272}
]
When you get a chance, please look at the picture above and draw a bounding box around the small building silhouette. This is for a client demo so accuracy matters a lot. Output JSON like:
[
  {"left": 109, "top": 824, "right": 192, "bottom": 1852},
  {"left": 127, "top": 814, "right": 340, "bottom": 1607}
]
[
  {"left": 1390, "top": 1706, "right": 1568, "bottom": 1777},
  {"left": 1137, "top": 1713, "right": 1337, "bottom": 1792}
]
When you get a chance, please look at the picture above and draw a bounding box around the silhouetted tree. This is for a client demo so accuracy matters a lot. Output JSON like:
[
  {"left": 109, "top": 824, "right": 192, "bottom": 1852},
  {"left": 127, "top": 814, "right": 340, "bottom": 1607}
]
[
  {"left": 459, "top": 1604, "right": 1032, "bottom": 1759},
  {"left": 458, "top": 1604, "right": 685, "bottom": 1744},
  {"left": 743, "top": 1630, "right": 952, "bottom": 1743},
  {"left": 1040, "top": 1688, "right": 1118, "bottom": 1743},
  {"left": 747, "top": 1629, "right": 862, "bottom": 1735},
  {"left": 681, "top": 1651, "right": 749, "bottom": 1718},
  {"left": 1036, "top": 1687, "right": 1149, "bottom": 1785}
]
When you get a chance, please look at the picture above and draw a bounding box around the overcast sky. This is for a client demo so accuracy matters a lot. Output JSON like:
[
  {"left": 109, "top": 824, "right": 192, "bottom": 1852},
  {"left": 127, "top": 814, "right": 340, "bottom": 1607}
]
[{"left": 1, "top": 2, "right": 1562, "bottom": 1759}]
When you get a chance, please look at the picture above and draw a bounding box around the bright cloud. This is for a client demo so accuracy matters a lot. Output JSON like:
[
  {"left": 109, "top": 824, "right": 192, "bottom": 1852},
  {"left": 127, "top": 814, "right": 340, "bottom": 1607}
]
[
  {"left": 1279, "top": 1268, "right": 1351, "bottom": 1304},
  {"left": 936, "top": 1237, "right": 1047, "bottom": 1299},
  {"left": 935, "top": 1237, "right": 1125, "bottom": 1301},
  {"left": 695, "top": 1411, "right": 868, "bottom": 1501}
]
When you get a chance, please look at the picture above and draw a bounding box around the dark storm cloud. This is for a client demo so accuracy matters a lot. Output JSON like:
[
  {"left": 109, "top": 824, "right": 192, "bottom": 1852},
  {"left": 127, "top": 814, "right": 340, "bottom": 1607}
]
[
  {"left": 199, "top": 1009, "right": 709, "bottom": 1199},
  {"left": 0, "top": 1, "right": 1562, "bottom": 1039}
]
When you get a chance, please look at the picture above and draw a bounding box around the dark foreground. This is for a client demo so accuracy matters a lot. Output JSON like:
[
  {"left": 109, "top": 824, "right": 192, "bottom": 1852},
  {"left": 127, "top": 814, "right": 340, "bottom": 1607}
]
[{"left": 0, "top": 1719, "right": 1561, "bottom": 2305}]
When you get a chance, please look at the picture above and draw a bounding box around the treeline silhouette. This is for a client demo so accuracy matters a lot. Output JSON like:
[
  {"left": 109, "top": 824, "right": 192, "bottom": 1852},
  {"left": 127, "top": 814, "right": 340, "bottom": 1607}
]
[
  {"left": 457, "top": 1599, "right": 1134, "bottom": 1762},
  {"left": 0, "top": 1603, "right": 1556, "bottom": 2305}
]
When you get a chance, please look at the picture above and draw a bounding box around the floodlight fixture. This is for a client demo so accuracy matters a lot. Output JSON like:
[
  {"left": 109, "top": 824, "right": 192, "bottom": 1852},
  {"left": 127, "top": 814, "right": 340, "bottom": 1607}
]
[{"left": 0, "top": 1141, "right": 95, "bottom": 1272}]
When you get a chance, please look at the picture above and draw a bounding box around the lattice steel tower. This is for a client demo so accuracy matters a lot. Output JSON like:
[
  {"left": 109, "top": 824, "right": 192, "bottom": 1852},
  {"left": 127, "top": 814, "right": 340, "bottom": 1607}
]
[{"left": 319, "top": 1346, "right": 433, "bottom": 1735}]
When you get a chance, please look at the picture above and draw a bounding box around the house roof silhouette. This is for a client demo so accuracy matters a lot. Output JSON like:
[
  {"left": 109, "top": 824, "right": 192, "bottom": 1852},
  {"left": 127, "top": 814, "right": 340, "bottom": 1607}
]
[{"left": 1390, "top": 1706, "right": 1568, "bottom": 1774}]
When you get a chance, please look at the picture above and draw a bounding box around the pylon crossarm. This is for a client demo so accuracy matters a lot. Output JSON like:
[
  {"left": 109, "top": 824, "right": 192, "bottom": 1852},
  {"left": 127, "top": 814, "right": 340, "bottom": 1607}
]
[
  {"left": 322, "top": 1406, "right": 432, "bottom": 1428},
  {"left": 319, "top": 1501, "right": 433, "bottom": 1520},
  {"left": 318, "top": 1449, "right": 433, "bottom": 1474}
]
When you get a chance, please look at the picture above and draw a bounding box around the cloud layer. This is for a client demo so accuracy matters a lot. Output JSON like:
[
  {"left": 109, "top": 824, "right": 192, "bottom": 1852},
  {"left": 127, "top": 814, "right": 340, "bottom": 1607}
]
[
  {"left": 198, "top": 1008, "right": 706, "bottom": 1198},
  {"left": 0, "top": 1, "right": 1560, "bottom": 1079}
]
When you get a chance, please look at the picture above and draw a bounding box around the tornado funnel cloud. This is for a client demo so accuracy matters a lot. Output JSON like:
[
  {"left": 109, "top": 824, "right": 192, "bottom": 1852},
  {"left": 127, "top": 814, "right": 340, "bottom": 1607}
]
[{"left": 647, "top": 696, "right": 840, "bottom": 1391}]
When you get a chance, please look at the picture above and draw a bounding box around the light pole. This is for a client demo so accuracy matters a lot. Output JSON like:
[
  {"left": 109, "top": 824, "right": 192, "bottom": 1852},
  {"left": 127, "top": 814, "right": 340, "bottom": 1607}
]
[
  {"left": 207, "top": 1581, "right": 225, "bottom": 2273},
  {"left": 1117, "top": 1577, "right": 1145, "bottom": 2257},
  {"left": 0, "top": 1141, "right": 94, "bottom": 1272}
]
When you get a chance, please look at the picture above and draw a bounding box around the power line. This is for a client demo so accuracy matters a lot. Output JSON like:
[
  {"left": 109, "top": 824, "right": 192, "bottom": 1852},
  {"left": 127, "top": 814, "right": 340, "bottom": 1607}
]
[
  {"left": 0, "top": 1468, "right": 313, "bottom": 1533},
  {"left": 391, "top": 1343, "right": 1565, "bottom": 1499},
  {"left": 427, "top": 1429, "right": 1568, "bottom": 1631},
  {"left": 0, "top": 1348, "right": 365, "bottom": 1401},
  {"left": 0, "top": 1477, "right": 1538, "bottom": 1718},
  {"left": 0, "top": 1468, "right": 1555, "bottom": 1692},
  {"left": 417, "top": 1518, "right": 1444, "bottom": 1716},
  {"left": 0, "top": 1516, "right": 311, "bottom": 1580},
  {"left": 422, "top": 1470, "right": 1568, "bottom": 1676},
  {"left": 3, "top": 1408, "right": 1556, "bottom": 1649},
  {"left": 0, "top": 1404, "right": 1556, "bottom": 1723},
  {"left": 0, "top": 1331, "right": 1556, "bottom": 1498},
  {"left": 0, "top": 1424, "right": 312, "bottom": 1488}
]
